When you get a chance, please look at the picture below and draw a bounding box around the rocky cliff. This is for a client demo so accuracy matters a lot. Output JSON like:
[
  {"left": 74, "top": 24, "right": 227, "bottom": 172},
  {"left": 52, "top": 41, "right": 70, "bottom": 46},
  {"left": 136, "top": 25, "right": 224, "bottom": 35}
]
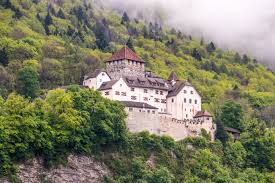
[{"left": 0, "top": 155, "right": 110, "bottom": 183}]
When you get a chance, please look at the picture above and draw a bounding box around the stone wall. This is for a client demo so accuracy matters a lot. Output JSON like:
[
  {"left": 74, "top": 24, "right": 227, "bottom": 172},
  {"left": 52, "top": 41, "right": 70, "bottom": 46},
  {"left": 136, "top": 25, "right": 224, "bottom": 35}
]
[
  {"left": 0, "top": 155, "right": 110, "bottom": 183},
  {"left": 106, "top": 59, "right": 145, "bottom": 80},
  {"left": 126, "top": 107, "right": 216, "bottom": 141}
]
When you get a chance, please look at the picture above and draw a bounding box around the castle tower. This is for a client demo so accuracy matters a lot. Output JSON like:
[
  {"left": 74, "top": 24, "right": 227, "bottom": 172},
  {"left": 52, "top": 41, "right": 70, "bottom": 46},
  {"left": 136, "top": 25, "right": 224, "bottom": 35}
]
[{"left": 106, "top": 46, "right": 145, "bottom": 79}]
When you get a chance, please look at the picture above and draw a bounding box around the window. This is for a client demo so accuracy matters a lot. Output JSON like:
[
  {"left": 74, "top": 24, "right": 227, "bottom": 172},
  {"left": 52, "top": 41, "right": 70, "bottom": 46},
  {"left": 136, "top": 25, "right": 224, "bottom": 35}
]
[
  {"left": 195, "top": 100, "right": 197, "bottom": 104},
  {"left": 161, "top": 99, "right": 166, "bottom": 103},
  {"left": 155, "top": 90, "right": 159, "bottom": 94},
  {"left": 102, "top": 73, "right": 105, "bottom": 76},
  {"left": 191, "top": 91, "right": 194, "bottom": 94},
  {"left": 139, "top": 109, "right": 142, "bottom": 112},
  {"left": 160, "top": 91, "right": 163, "bottom": 95},
  {"left": 115, "top": 91, "right": 120, "bottom": 95},
  {"left": 121, "top": 92, "right": 126, "bottom": 96},
  {"left": 129, "top": 108, "right": 133, "bottom": 112},
  {"left": 152, "top": 110, "right": 155, "bottom": 114},
  {"left": 100, "top": 79, "right": 102, "bottom": 82},
  {"left": 147, "top": 110, "right": 150, "bottom": 113},
  {"left": 131, "top": 88, "right": 135, "bottom": 91},
  {"left": 144, "top": 97, "right": 148, "bottom": 101},
  {"left": 120, "top": 84, "right": 122, "bottom": 87},
  {"left": 105, "top": 91, "right": 109, "bottom": 95},
  {"left": 189, "top": 99, "right": 192, "bottom": 104},
  {"left": 184, "top": 98, "right": 186, "bottom": 103},
  {"left": 184, "top": 90, "right": 187, "bottom": 94},
  {"left": 154, "top": 98, "right": 160, "bottom": 103},
  {"left": 144, "top": 89, "right": 148, "bottom": 93},
  {"left": 172, "top": 98, "right": 174, "bottom": 103},
  {"left": 186, "top": 114, "right": 188, "bottom": 118},
  {"left": 131, "top": 96, "right": 137, "bottom": 100},
  {"left": 206, "top": 117, "right": 210, "bottom": 120}
]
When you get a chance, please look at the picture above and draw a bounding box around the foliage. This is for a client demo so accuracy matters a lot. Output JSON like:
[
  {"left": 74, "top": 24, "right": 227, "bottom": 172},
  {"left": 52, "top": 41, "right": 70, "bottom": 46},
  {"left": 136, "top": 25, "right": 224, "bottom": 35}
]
[{"left": 0, "top": 0, "right": 274, "bottom": 181}]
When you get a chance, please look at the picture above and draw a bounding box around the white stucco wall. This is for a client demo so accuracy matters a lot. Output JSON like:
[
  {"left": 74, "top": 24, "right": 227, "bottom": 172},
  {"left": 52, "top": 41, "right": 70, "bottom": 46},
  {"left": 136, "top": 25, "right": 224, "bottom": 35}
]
[
  {"left": 83, "top": 72, "right": 111, "bottom": 89},
  {"left": 167, "top": 85, "right": 201, "bottom": 120},
  {"left": 100, "top": 78, "right": 168, "bottom": 113}
]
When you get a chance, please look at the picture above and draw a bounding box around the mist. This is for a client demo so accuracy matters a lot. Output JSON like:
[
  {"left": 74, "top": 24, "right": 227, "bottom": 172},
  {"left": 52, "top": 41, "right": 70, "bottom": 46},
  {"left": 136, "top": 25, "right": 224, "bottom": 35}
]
[{"left": 102, "top": 0, "right": 275, "bottom": 70}]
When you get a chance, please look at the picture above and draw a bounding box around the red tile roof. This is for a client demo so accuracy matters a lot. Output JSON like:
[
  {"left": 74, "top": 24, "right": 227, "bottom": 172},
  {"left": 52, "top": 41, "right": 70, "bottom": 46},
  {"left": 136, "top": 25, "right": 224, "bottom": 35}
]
[
  {"left": 106, "top": 45, "right": 144, "bottom": 62},
  {"left": 193, "top": 110, "right": 213, "bottom": 118}
]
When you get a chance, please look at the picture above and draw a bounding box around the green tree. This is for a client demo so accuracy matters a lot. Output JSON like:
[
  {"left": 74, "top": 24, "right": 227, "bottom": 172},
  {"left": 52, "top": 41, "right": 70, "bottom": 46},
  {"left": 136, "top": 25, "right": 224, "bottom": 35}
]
[
  {"left": 44, "top": 11, "right": 53, "bottom": 35},
  {"left": 146, "top": 166, "right": 175, "bottom": 183},
  {"left": 241, "top": 120, "right": 275, "bottom": 171},
  {"left": 191, "top": 48, "right": 202, "bottom": 61},
  {"left": 206, "top": 42, "right": 216, "bottom": 54},
  {"left": 224, "top": 141, "right": 247, "bottom": 169},
  {"left": 126, "top": 37, "right": 135, "bottom": 52},
  {"left": 16, "top": 66, "right": 40, "bottom": 98},
  {"left": 220, "top": 101, "right": 244, "bottom": 131},
  {"left": 57, "top": 8, "right": 66, "bottom": 19},
  {"left": 121, "top": 12, "right": 130, "bottom": 25},
  {"left": 0, "top": 48, "right": 8, "bottom": 66},
  {"left": 40, "top": 58, "right": 64, "bottom": 89},
  {"left": 93, "top": 20, "right": 110, "bottom": 51}
]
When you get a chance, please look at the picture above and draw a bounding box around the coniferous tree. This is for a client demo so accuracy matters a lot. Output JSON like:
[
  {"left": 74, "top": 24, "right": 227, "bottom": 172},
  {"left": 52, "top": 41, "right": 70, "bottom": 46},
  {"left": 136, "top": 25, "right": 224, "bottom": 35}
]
[
  {"left": 126, "top": 37, "right": 135, "bottom": 52},
  {"left": 206, "top": 42, "right": 216, "bottom": 54},
  {"left": 242, "top": 54, "right": 250, "bottom": 64},
  {"left": 57, "top": 8, "right": 66, "bottom": 19},
  {"left": 93, "top": 21, "right": 110, "bottom": 51},
  {"left": 234, "top": 53, "right": 242, "bottom": 63},
  {"left": 142, "top": 26, "right": 149, "bottom": 39},
  {"left": 192, "top": 48, "right": 202, "bottom": 61},
  {"left": 219, "top": 63, "right": 229, "bottom": 74},
  {"left": 44, "top": 11, "right": 53, "bottom": 35},
  {"left": 121, "top": 12, "right": 130, "bottom": 25},
  {"left": 0, "top": 48, "right": 8, "bottom": 66}
]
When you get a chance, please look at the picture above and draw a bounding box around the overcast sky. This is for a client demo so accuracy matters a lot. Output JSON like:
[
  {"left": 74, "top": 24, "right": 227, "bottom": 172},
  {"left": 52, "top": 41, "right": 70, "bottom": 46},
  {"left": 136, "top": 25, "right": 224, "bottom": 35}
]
[{"left": 104, "top": 0, "right": 275, "bottom": 70}]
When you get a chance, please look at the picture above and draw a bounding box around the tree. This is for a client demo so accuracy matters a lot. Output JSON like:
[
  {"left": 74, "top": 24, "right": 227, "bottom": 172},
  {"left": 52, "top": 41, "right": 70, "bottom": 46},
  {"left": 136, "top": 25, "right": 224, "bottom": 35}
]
[
  {"left": 126, "top": 37, "right": 135, "bottom": 52},
  {"left": 220, "top": 101, "right": 244, "bottom": 131},
  {"left": 0, "top": 48, "right": 8, "bottom": 66},
  {"left": 40, "top": 59, "right": 64, "bottom": 89},
  {"left": 242, "top": 54, "right": 250, "bottom": 64},
  {"left": 215, "top": 121, "right": 229, "bottom": 143},
  {"left": 241, "top": 120, "right": 274, "bottom": 171},
  {"left": 57, "top": 8, "right": 66, "bottom": 19},
  {"left": 206, "top": 42, "right": 216, "bottom": 54},
  {"left": 16, "top": 66, "right": 40, "bottom": 98},
  {"left": 121, "top": 12, "right": 130, "bottom": 25},
  {"left": 44, "top": 11, "right": 53, "bottom": 35},
  {"left": 234, "top": 53, "right": 242, "bottom": 63},
  {"left": 219, "top": 63, "right": 229, "bottom": 74},
  {"left": 146, "top": 166, "right": 175, "bottom": 183},
  {"left": 224, "top": 141, "right": 247, "bottom": 169},
  {"left": 93, "top": 20, "right": 110, "bottom": 51},
  {"left": 192, "top": 48, "right": 202, "bottom": 61}
]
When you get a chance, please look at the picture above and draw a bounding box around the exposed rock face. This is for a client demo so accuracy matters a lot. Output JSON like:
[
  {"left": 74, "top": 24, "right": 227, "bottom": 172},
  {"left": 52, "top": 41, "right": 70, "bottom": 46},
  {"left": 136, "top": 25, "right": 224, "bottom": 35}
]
[{"left": 0, "top": 155, "right": 110, "bottom": 183}]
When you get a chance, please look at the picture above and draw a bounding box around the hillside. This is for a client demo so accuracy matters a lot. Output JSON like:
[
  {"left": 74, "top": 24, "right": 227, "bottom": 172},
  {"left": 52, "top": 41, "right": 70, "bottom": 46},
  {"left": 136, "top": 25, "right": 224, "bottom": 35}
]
[{"left": 0, "top": 0, "right": 274, "bottom": 182}]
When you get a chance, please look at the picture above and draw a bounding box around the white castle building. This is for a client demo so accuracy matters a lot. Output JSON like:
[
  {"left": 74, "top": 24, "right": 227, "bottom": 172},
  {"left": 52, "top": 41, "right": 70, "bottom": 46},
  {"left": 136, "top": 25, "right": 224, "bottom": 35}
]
[{"left": 83, "top": 46, "right": 216, "bottom": 140}]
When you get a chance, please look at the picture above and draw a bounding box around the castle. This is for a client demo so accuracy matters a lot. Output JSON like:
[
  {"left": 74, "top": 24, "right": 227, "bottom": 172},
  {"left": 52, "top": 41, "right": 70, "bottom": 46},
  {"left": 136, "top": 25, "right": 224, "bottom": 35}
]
[{"left": 83, "top": 46, "right": 216, "bottom": 140}]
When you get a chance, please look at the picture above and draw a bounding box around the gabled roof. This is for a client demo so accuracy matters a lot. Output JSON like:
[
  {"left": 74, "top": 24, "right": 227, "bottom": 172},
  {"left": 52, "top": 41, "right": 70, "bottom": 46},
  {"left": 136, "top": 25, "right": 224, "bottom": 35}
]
[
  {"left": 224, "top": 127, "right": 240, "bottom": 134},
  {"left": 123, "top": 76, "right": 170, "bottom": 91},
  {"left": 121, "top": 101, "right": 158, "bottom": 109},
  {"left": 98, "top": 80, "right": 118, "bottom": 90},
  {"left": 168, "top": 71, "right": 178, "bottom": 81},
  {"left": 85, "top": 69, "right": 109, "bottom": 79},
  {"left": 106, "top": 45, "right": 144, "bottom": 62},
  {"left": 193, "top": 110, "right": 213, "bottom": 118},
  {"left": 167, "top": 81, "right": 192, "bottom": 97}
]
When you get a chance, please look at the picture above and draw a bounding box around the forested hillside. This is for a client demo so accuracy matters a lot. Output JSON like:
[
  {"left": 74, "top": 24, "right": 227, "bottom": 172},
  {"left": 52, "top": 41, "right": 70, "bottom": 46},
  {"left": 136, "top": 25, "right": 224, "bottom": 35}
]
[{"left": 0, "top": 0, "right": 274, "bottom": 182}]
